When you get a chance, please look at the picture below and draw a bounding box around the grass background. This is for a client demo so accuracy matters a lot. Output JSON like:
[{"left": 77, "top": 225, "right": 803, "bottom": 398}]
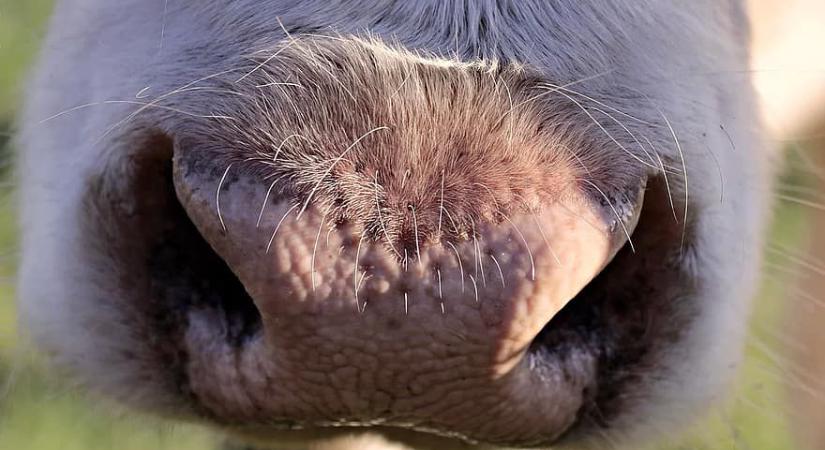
[{"left": 0, "top": 2, "right": 816, "bottom": 449}]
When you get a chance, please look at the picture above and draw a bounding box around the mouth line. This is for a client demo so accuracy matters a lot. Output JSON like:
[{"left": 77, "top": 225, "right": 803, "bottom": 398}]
[{"left": 91, "top": 131, "right": 691, "bottom": 447}]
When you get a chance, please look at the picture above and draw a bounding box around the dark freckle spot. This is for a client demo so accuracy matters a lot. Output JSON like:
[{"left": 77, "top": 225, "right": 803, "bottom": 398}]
[
  {"left": 341, "top": 236, "right": 357, "bottom": 249},
  {"left": 334, "top": 197, "right": 345, "bottom": 207},
  {"left": 335, "top": 217, "right": 348, "bottom": 229},
  {"left": 386, "top": 318, "right": 400, "bottom": 329}
]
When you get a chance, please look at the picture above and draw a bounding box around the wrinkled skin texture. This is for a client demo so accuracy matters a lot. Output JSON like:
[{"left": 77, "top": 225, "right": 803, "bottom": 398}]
[{"left": 17, "top": 1, "right": 772, "bottom": 449}]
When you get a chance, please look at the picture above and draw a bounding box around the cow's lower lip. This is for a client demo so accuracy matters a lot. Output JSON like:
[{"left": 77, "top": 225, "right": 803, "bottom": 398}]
[{"left": 99, "top": 133, "right": 688, "bottom": 448}]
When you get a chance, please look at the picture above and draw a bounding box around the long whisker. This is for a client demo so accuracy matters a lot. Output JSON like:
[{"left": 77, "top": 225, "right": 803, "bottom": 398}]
[
  {"left": 552, "top": 90, "right": 659, "bottom": 171},
  {"left": 256, "top": 180, "right": 279, "bottom": 228},
  {"left": 266, "top": 205, "right": 298, "bottom": 253},
  {"left": 646, "top": 137, "right": 679, "bottom": 223},
  {"left": 298, "top": 126, "right": 390, "bottom": 218},
  {"left": 410, "top": 204, "right": 422, "bottom": 268},
  {"left": 489, "top": 254, "right": 506, "bottom": 288},
  {"left": 468, "top": 274, "right": 480, "bottom": 303},
  {"left": 446, "top": 241, "right": 465, "bottom": 293},
  {"left": 497, "top": 69, "right": 616, "bottom": 122},
  {"left": 436, "top": 268, "right": 445, "bottom": 314},
  {"left": 471, "top": 221, "right": 486, "bottom": 287},
  {"left": 356, "top": 271, "right": 369, "bottom": 314},
  {"left": 236, "top": 40, "right": 296, "bottom": 83},
  {"left": 768, "top": 243, "right": 825, "bottom": 277},
  {"left": 438, "top": 170, "right": 445, "bottom": 239},
  {"left": 775, "top": 193, "right": 825, "bottom": 212},
  {"left": 38, "top": 68, "right": 240, "bottom": 124},
  {"left": 272, "top": 133, "right": 311, "bottom": 163},
  {"left": 579, "top": 179, "right": 636, "bottom": 253},
  {"left": 702, "top": 142, "right": 726, "bottom": 204},
  {"left": 591, "top": 106, "right": 657, "bottom": 166},
  {"left": 440, "top": 205, "right": 461, "bottom": 235},
  {"left": 216, "top": 163, "right": 234, "bottom": 232},
  {"left": 473, "top": 182, "right": 501, "bottom": 212},
  {"left": 311, "top": 215, "right": 326, "bottom": 291},
  {"left": 255, "top": 81, "right": 304, "bottom": 89},
  {"left": 539, "top": 82, "right": 659, "bottom": 126},
  {"left": 374, "top": 171, "right": 401, "bottom": 258},
  {"left": 502, "top": 216, "right": 536, "bottom": 280},
  {"left": 353, "top": 233, "right": 366, "bottom": 308},
  {"left": 656, "top": 108, "right": 689, "bottom": 250},
  {"left": 532, "top": 213, "right": 563, "bottom": 266}
]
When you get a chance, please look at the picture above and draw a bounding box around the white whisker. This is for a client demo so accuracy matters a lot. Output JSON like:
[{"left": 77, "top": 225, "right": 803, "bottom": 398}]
[
  {"left": 236, "top": 40, "right": 296, "bottom": 83},
  {"left": 298, "top": 126, "right": 390, "bottom": 218},
  {"left": 438, "top": 170, "right": 445, "bottom": 239},
  {"left": 311, "top": 215, "right": 326, "bottom": 291},
  {"left": 446, "top": 241, "right": 465, "bottom": 293},
  {"left": 353, "top": 233, "right": 366, "bottom": 307},
  {"left": 468, "top": 274, "right": 479, "bottom": 303},
  {"left": 471, "top": 221, "right": 486, "bottom": 287},
  {"left": 409, "top": 204, "right": 422, "bottom": 268},
  {"left": 579, "top": 179, "right": 636, "bottom": 254},
  {"left": 532, "top": 213, "right": 563, "bottom": 266},
  {"left": 266, "top": 205, "right": 298, "bottom": 253},
  {"left": 502, "top": 216, "right": 536, "bottom": 280},
  {"left": 374, "top": 171, "right": 401, "bottom": 258},
  {"left": 489, "top": 254, "right": 506, "bottom": 288},
  {"left": 256, "top": 180, "right": 279, "bottom": 228},
  {"left": 216, "top": 163, "right": 234, "bottom": 232}
]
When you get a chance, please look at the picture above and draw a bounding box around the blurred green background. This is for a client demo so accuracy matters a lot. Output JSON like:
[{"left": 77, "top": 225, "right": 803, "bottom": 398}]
[{"left": 0, "top": 2, "right": 817, "bottom": 450}]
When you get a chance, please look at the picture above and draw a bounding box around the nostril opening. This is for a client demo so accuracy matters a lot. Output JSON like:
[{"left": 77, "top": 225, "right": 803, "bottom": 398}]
[{"left": 107, "top": 132, "right": 262, "bottom": 347}]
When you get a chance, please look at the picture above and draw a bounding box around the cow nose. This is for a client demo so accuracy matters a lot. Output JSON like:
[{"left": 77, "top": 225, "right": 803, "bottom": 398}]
[
  {"left": 151, "top": 35, "right": 651, "bottom": 444},
  {"left": 170, "top": 139, "right": 643, "bottom": 442}
]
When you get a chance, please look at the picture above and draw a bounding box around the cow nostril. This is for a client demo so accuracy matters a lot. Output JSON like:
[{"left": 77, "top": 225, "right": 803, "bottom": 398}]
[{"left": 105, "top": 132, "right": 263, "bottom": 345}]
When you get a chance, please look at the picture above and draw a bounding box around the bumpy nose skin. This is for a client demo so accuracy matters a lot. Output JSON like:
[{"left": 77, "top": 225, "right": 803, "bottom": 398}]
[{"left": 172, "top": 143, "right": 643, "bottom": 444}]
